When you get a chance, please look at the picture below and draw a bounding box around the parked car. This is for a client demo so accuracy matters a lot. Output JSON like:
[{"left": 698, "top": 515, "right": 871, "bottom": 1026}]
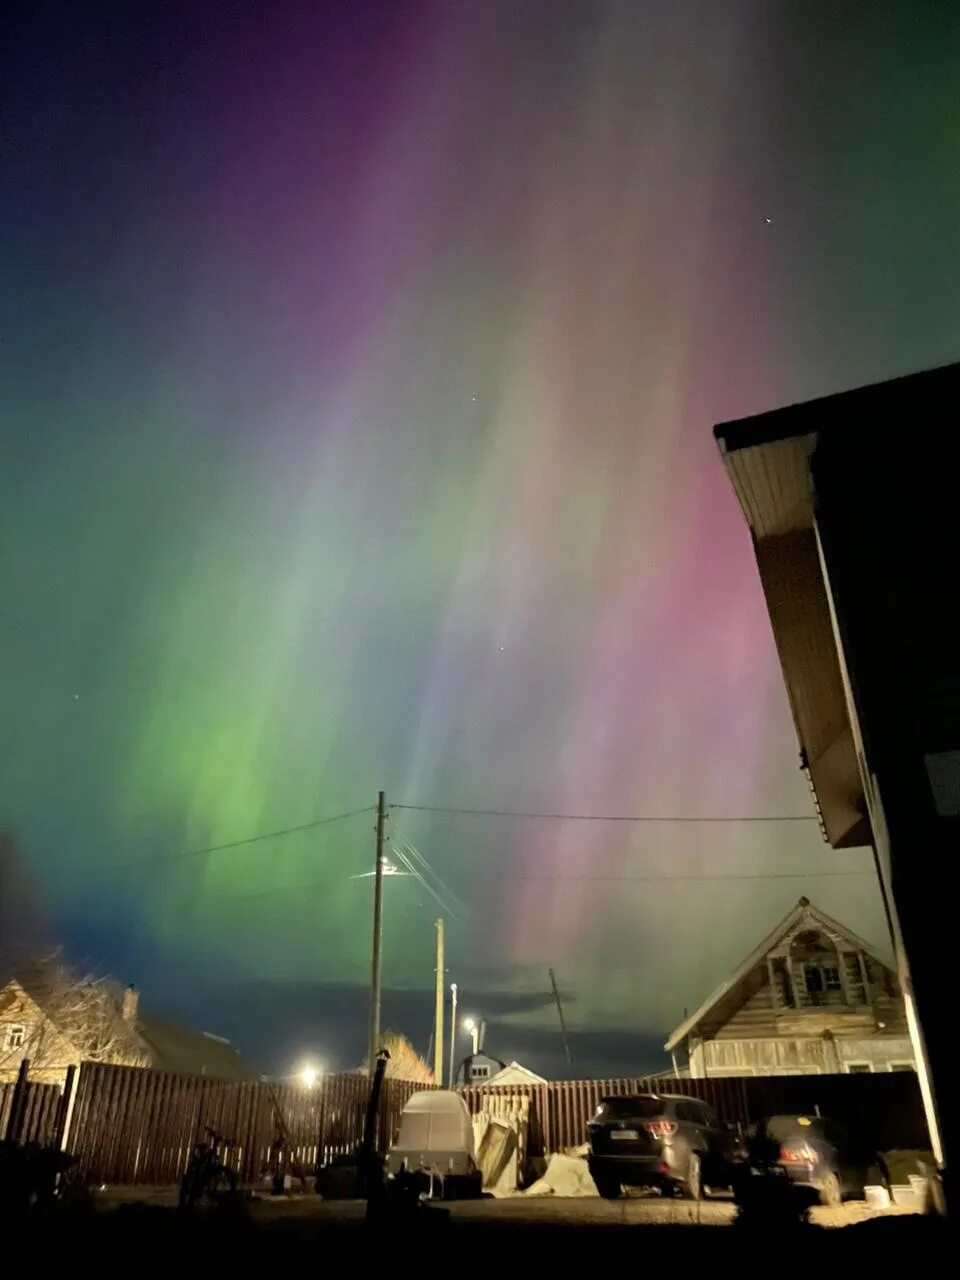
[
  {"left": 739, "top": 1114, "right": 889, "bottom": 1206},
  {"left": 586, "top": 1093, "right": 733, "bottom": 1199}
]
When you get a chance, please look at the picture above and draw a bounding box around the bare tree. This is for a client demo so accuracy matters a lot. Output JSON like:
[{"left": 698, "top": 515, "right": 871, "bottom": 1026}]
[
  {"left": 376, "top": 1030, "right": 434, "bottom": 1084},
  {"left": 0, "top": 952, "right": 145, "bottom": 1075}
]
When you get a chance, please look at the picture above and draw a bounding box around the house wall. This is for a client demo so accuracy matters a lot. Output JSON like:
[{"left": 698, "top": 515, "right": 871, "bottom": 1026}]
[
  {"left": 685, "top": 913, "right": 915, "bottom": 1079},
  {"left": 0, "top": 987, "right": 80, "bottom": 1086},
  {"left": 702, "top": 1035, "right": 915, "bottom": 1077},
  {"left": 699, "top": 922, "right": 908, "bottom": 1042},
  {"left": 835, "top": 1037, "right": 915, "bottom": 1073},
  {"left": 1, "top": 980, "right": 148, "bottom": 1086}
]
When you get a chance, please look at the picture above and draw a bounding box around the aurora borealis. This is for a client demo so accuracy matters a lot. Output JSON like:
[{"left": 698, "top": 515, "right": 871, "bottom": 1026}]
[{"left": 4, "top": 1, "right": 960, "bottom": 1075}]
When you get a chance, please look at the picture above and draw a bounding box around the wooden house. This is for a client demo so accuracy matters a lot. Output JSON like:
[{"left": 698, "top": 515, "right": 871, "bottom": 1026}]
[
  {"left": 1, "top": 973, "right": 253, "bottom": 1085},
  {"left": 665, "top": 898, "right": 915, "bottom": 1077}
]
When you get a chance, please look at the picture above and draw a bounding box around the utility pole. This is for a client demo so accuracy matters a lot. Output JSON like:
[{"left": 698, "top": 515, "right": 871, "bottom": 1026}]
[
  {"left": 448, "top": 981, "right": 458, "bottom": 1088},
  {"left": 549, "top": 967, "right": 573, "bottom": 1069},
  {"left": 368, "top": 790, "right": 386, "bottom": 1071},
  {"left": 434, "top": 919, "right": 445, "bottom": 1086}
]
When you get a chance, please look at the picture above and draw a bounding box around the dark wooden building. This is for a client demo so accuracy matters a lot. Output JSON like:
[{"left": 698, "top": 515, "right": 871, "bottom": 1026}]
[
  {"left": 666, "top": 898, "right": 914, "bottom": 1077},
  {"left": 714, "top": 362, "right": 960, "bottom": 1184}
]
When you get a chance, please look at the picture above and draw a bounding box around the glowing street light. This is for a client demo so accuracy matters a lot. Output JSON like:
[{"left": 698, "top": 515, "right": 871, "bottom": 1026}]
[
  {"left": 462, "top": 1017, "right": 480, "bottom": 1056},
  {"left": 298, "top": 1063, "right": 321, "bottom": 1088}
]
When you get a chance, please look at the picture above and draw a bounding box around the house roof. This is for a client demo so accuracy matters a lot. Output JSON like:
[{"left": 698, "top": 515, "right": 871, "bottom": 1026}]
[
  {"left": 664, "top": 898, "right": 892, "bottom": 1052},
  {"left": 135, "top": 1015, "right": 255, "bottom": 1080},
  {"left": 713, "top": 361, "right": 960, "bottom": 849},
  {"left": 2, "top": 968, "right": 253, "bottom": 1080},
  {"left": 485, "top": 1060, "right": 547, "bottom": 1086}
]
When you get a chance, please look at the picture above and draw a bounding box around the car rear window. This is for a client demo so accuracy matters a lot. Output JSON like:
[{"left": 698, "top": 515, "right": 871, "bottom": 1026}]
[
  {"left": 597, "top": 1096, "right": 663, "bottom": 1119},
  {"left": 763, "top": 1115, "right": 828, "bottom": 1141}
]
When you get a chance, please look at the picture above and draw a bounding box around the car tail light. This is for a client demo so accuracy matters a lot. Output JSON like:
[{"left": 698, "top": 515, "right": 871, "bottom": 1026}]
[
  {"left": 779, "top": 1144, "right": 818, "bottom": 1164},
  {"left": 643, "top": 1120, "right": 678, "bottom": 1137}
]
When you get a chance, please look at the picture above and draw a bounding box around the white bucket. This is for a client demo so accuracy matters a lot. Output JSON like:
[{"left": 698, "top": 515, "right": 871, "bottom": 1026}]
[
  {"left": 908, "top": 1174, "right": 928, "bottom": 1207},
  {"left": 864, "top": 1185, "right": 890, "bottom": 1210},
  {"left": 890, "top": 1184, "right": 920, "bottom": 1209}
]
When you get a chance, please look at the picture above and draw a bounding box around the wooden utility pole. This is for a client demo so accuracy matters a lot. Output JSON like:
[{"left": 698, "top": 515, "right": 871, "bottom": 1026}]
[
  {"left": 368, "top": 790, "right": 386, "bottom": 1070},
  {"left": 549, "top": 968, "right": 573, "bottom": 1069},
  {"left": 434, "top": 919, "right": 445, "bottom": 1086}
]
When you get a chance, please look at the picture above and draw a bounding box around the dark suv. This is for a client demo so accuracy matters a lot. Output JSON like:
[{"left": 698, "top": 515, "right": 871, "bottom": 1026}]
[
  {"left": 587, "top": 1093, "right": 730, "bottom": 1199},
  {"left": 740, "top": 1115, "right": 889, "bottom": 1206}
]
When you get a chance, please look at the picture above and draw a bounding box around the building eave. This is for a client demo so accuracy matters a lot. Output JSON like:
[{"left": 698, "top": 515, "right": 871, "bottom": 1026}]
[{"left": 714, "top": 361, "right": 960, "bottom": 850}]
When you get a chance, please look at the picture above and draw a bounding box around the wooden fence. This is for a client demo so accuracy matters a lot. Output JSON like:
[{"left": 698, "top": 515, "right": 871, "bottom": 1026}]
[
  {"left": 0, "top": 1078, "right": 62, "bottom": 1145},
  {"left": 65, "top": 1063, "right": 423, "bottom": 1186},
  {"left": 460, "top": 1071, "right": 927, "bottom": 1158},
  {"left": 6, "top": 1062, "right": 927, "bottom": 1186}
]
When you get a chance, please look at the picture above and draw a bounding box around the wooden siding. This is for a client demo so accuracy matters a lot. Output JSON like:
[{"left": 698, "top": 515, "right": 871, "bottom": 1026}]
[
  {"left": 703, "top": 1034, "right": 916, "bottom": 1077},
  {"left": 698, "top": 919, "right": 909, "bottom": 1051},
  {"left": 705, "top": 1038, "right": 829, "bottom": 1073}
]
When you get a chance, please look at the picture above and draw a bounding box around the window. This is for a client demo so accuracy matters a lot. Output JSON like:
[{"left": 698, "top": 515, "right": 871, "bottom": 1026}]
[
  {"left": 846, "top": 1062, "right": 872, "bottom": 1074},
  {"left": 5, "top": 1024, "right": 25, "bottom": 1051},
  {"left": 598, "top": 1097, "right": 662, "bottom": 1119},
  {"left": 804, "top": 964, "right": 842, "bottom": 1004},
  {"left": 888, "top": 1062, "right": 914, "bottom": 1072},
  {"left": 470, "top": 1064, "right": 490, "bottom": 1080},
  {"left": 673, "top": 1101, "right": 713, "bottom": 1126}
]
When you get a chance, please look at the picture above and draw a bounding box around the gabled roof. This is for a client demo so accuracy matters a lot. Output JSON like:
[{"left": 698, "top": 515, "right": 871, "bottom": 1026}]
[
  {"left": 664, "top": 898, "right": 892, "bottom": 1052},
  {"left": 485, "top": 1060, "right": 547, "bottom": 1086},
  {"left": 136, "top": 1016, "right": 255, "bottom": 1080}
]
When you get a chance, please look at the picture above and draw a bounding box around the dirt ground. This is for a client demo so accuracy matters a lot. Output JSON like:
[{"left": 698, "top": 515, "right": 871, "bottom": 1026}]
[
  {"left": 14, "top": 1189, "right": 938, "bottom": 1269},
  {"left": 91, "top": 1184, "right": 922, "bottom": 1230}
]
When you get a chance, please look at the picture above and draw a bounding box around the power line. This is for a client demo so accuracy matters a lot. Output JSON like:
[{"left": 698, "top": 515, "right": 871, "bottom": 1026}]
[
  {"left": 219, "top": 865, "right": 870, "bottom": 908},
  {"left": 513, "top": 870, "right": 870, "bottom": 883},
  {"left": 101, "top": 798, "right": 824, "bottom": 878},
  {"left": 392, "top": 803, "right": 820, "bottom": 823},
  {"left": 391, "top": 829, "right": 469, "bottom": 919},
  {"left": 389, "top": 841, "right": 464, "bottom": 921},
  {"left": 109, "top": 806, "right": 374, "bottom": 871}
]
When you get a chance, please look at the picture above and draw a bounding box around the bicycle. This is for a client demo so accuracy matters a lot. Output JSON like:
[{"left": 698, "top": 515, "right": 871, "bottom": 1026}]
[{"left": 179, "top": 1126, "right": 239, "bottom": 1210}]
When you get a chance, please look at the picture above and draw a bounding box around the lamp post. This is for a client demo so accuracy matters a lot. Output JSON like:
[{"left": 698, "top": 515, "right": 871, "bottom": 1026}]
[
  {"left": 448, "top": 982, "right": 458, "bottom": 1088},
  {"left": 462, "top": 1017, "right": 480, "bottom": 1056}
]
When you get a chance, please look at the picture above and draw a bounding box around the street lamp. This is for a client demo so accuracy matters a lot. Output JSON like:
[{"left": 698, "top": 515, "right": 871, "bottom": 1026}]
[
  {"left": 462, "top": 1017, "right": 479, "bottom": 1056},
  {"left": 448, "top": 982, "right": 458, "bottom": 1088},
  {"left": 297, "top": 1063, "right": 322, "bottom": 1088}
]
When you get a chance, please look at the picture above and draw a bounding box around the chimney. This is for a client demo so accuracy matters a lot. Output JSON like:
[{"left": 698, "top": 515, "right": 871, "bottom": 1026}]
[{"left": 121, "top": 984, "right": 139, "bottom": 1022}]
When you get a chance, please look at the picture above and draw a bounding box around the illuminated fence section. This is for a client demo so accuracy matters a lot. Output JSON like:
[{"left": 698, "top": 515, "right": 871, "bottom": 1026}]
[{"left": 64, "top": 1063, "right": 422, "bottom": 1185}]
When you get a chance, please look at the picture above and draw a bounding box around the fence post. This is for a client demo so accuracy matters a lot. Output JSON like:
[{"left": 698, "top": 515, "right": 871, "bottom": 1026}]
[
  {"left": 5, "top": 1058, "right": 30, "bottom": 1143},
  {"left": 53, "top": 1064, "right": 77, "bottom": 1150}
]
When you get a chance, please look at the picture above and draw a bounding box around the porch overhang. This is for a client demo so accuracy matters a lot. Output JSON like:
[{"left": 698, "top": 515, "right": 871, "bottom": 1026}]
[{"left": 714, "top": 389, "right": 882, "bottom": 849}]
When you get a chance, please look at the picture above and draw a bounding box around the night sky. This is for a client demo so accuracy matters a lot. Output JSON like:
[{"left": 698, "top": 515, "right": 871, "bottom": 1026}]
[{"left": 3, "top": 1, "right": 960, "bottom": 1078}]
